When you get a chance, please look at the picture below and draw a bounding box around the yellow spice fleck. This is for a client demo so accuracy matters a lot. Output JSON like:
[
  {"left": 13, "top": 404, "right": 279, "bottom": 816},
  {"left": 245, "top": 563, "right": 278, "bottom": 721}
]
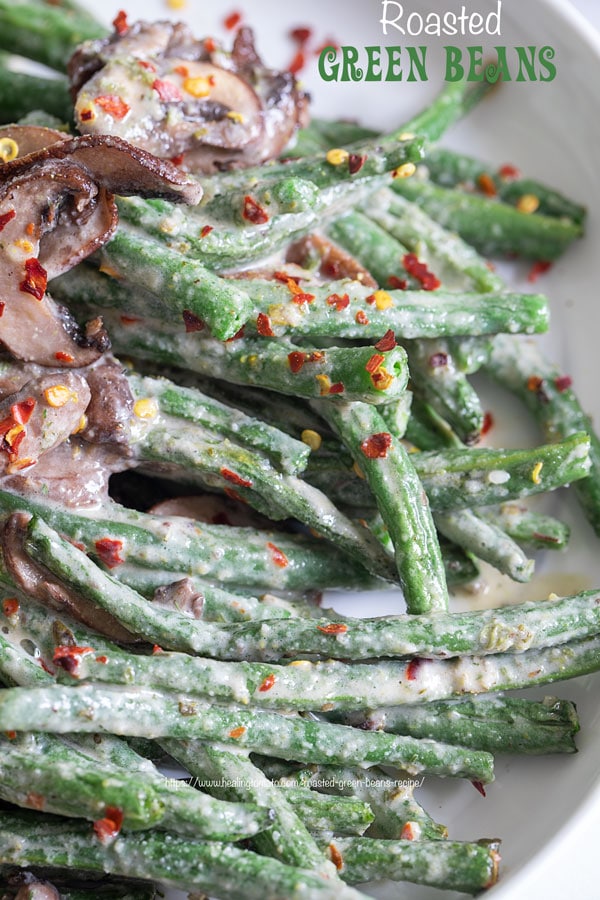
[
  {"left": 326, "top": 148, "right": 349, "bottom": 166},
  {"left": 13, "top": 239, "right": 34, "bottom": 254},
  {"left": 72, "top": 415, "right": 87, "bottom": 435},
  {"left": 226, "top": 111, "right": 245, "bottom": 123},
  {"left": 371, "top": 366, "right": 394, "bottom": 391},
  {"left": 98, "top": 263, "right": 121, "bottom": 279},
  {"left": 517, "top": 194, "right": 540, "bottom": 214},
  {"left": 134, "top": 398, "right": 159, "bottom": 420},
  {"left": 0, "top": 138, "right": 18, "bottom": 163},
  {"left": 353, "top": 460, "right": 365, "bottom": 480},
  {"left": 392, "top": 162, "right": 416, "bottom": 179},
  {"left": 373, "top": 289, "right": 394, "bottom": 311},
  {"left": 183, "top": 76, "right": 213, "bottom": 98},
  {"left": 315, "top": 374, "right": 332, "bottom": 395},
  {"left": 531, "top": 461, "right": 543, "bottom": 484},
  {"left": 301, "top": 429, "right": 322, "bottom": 451},
  {"left": 288, "top": 659, "right": 312, "bottom": 668},
  {"left": 166, "top": 0, "right": 187, "bottom": 9},
  {"left": 398, "top": 131, "right": 415, "bottom": 141},
  {"left": 44, "top": 385, "right": 76, "bottom": 408}
]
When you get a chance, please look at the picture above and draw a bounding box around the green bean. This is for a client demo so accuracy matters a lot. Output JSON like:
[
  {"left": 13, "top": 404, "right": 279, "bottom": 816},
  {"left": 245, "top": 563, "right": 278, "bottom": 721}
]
[
  {"left": 481, "top": 503, "right": 570, "bottom": 551},
  {"left": 0, "top": 0, "right": 105, "bottom": 71},
  {"left": 0, "top": 66, "right": 72, "bottom": 125}
]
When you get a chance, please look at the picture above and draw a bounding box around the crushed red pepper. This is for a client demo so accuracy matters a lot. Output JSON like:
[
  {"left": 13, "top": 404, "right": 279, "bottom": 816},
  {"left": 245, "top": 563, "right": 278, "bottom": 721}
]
[
  {"left": 527, "top": 260, "right": 552, "bottom": 283},
  {"left": 200, "top": 225, "right": 213, "bottom": 238},
  {"left": 256, "top": 313, "right": 275, "bottom": 337},
  {"left": 0, "top": 302, "right": 4, "bottom": 317},
  {"left": 360, "top": 432, "right": 392, "bottom": 459},
  {"left": 317, "top": 622, "right": 348, "bottom": 635},
  {"left": 388, "top": 275, "right": 408, "bottom": 290},
  {"left": 94, "top": 537, "right": 124, "bottom": 568},
  {"left": 405, "top": 658, "right": 423, "bottom": 681},
  {"left": 19, "top": 258, "right": 47, "bottom": 301},
  {"left": 220, "top": 467, "right": 253, "bottom": 489},
  {"left": 403, "top": 253, "right": 441, "bottom": 291},
  {"left": 93, "top": 806, "right": 124, "bottom": 843},
  {"left": 55, "top": 351, "right": 74, "bottom": 363},
  {"left": 326, "top": 292, "right": 350, "bottom": 311},
  {"left": 170, "top": 153, "right": 185, "bottom": 166},
  {"left": 242, "top": 195, "right": 269, "bottom": 224},
  {"left": 400, "top": 822, "right": 417, "bottom": 840},
  {"left": 498, "top": 163, "right": 521, "bottom": 180},
  {"left": 374, "top": 329, "right": 396, "bottom": 351},
  {"left": 471, "top": 780, "right": 487, "bottom": 797},
  {"left": 258, "top": 673, "right": 276, "bottom": 692},
  {"left": 288, "top": 350, "right": 307, "bottom": 373},
  {"left": 25, "top": 792, "right": 45, "bottom": 811},
  {"left": 182, "top": 309, "right": 205, "bottom": 333},
  {"left": 11, "top": 398, "right": 35, "bottom": 425},
  {"left": 2, "top": 598, "right": 19, "bottom": 617},
  {"left": 288, "top": 50, "right": 306, "bottom": 74},
  {"left": 224, "top": 10, "right": 242, "bottom": 30},
  {"left": 290, "top": 26, "right": 312, "bottom": 44},
  {"left": 228, "top": 725, "right": 246, "bottom": 739},
  {"left": 477, "top": 172, "right": 497, "bottom": 197},
  {"left": 429, "top": 352, "right": 448, "bottom": 369},
  {"left": 267, "top": 542, "right": 289, "bottom": 568},
  {"left": 481, "top": 411, "right": 494, "bottom": 436},
  {"left": 348, "top": 153, "right": 367, "bottom": 175},
  {"left": 94, "top": 95, "right": 130, "bottom": 120},
  {"left": 0, "top": 210, "right": 15, "bottom": 233},
  {"left": 112, "top": 9, "right": 128, "bottom": 34},
  {"left": 355, "top": 310, "right": 369, "bottom": 325},
  {"left": 152, "top": 79, "right": 183, "bottom": 103},
  {"left": 365, "top": 353, "right": 385, "bottom": 374},
  {"left": 554, "top": 374, "right": 573, "bottom": 392},
  {"left": 328, "top": 382, "right": 344, "bottom": 394},
  {"left": 329, "top": 843, "right": 344, "bottom": 870},
  {"left": 53, "top": 645, "right": 95, "bottom": 676},
  {"left": 226, "top": 325, "right": 246, "bottom": 342}
]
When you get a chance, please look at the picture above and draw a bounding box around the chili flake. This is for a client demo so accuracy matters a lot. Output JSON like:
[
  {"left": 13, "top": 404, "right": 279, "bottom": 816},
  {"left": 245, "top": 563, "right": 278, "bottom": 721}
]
[
  {"left": 403, "top": 253, "right": 440, "bottom": 291},
  {"left": 355, "top": 310, "right": 369, "bottom": 325},
  {"left": 94, "top": 95, "right": 130, "bottom": 120},
  {"left": 326, "top": 292, "right": 350, "bottom": 311},
  {"left": 498, "top": 163, "right": 521, "bottom": 179},
  {"left": 152, "top": 645, "right": 163, "bottom": 655},
  {"left": 554, "top": 375, "right": 573, "bottom": 392},
  {"left": 228, "top": 725, "right": 246, "bottom": 739},
  {"left": 360, "top": 432, "right": 392, "bottom": 459},
  {"left": 388, "top": 275, "right": 408, "bottom": 290},
  {"left": 0, "top": 302, "right": 4, "bottom": 317},
  {"left": 112, "top": 9, "right": 128, "bottom": 34},
  {"left": 256, "top": 312, "right": 275, "bottom": 337},
  {"left": 2, "top": 598, "right": 19, "bottom": 617},
  {"left": 95, "top": 655, "right": 108, "bottom": 664},
  {"left": 258, "top": 673, "right": 276, "bottom": 692},
  {"left": 94, "top": 537, "right": 124, "bottom": 568},
  {"left": 170, "top": 153, "right": 185, "bottom": 166},
  {"left": 292, "top": 292, "right": 315, "bottom": 305},
  {"left": 182, "top": 309, "right": 205, "bottom": 333},
  {"left": 481, "top": 411, "right": 494, "bottom": 436},
  {"left": 365, "top": 353, "right": 385, "bottom": 374},
  {"left": 288, "top": 350, "right": 307, "bottom": 373},
  {"left": 477, "top": 172, "right": 497, "bottom": 197},
  {"left": 405, "top": 658, "right": 423, "bottom": 681},
  {"left": 0, "top": 210, "right": 15, "bottom": 233},
  {"left": 471, "top": 780, "right": 487, "bottom": 797},
  {"left": 220, "top": 467, "right": 253, "bottom": 488},
  {"left": 429, "top": 352, "right": 448, "bottom": 369},
  {"left": 317, "top": 622, "right": 348, "bottom": 635},
  {"left": 138, "top": 59, "right": 157, "bottom": 72},
  {"left": 19, "top": 258, "right": 47, "bottom": 300},
  {"left": 328, "top": 382, "right": 344, "bottom": 394},
  {"left": 374, "top": 329, "right": 396, "bottom": 351},
  {"left": 152, "top": 79, "right": 183, "bottom": 103},
  {"left": 348, "top": 153, "right": 367, "bottom": 175},
  {"left": 267, "top": 542, "right": 289, "bottom": 568},
  {"left": 226, "top": 325, "right": 246, "bottom": 342},
  {"left": 93, "top": 806, "right": 124, "bottom": 843},
  {"left": 25, "top": 792, "right": 45, "bottom": 811},
  {"left": 290, "top": 26, "right": 312, "bottom": 44},
  {"left": 527, "top": 260, "right": 552, "bottom": 283},
  {"left": 11, "top": 398, "right": 35, "bottom": 425},
  {"left": 329, "top": 843, "right": 344, "bottom": 871},
  {"left": 242, "top": 195, "right": 269, "bottom": 224},
  {"left": 288, "top": 50, "right": 305, "bottom": 74},
  {"left": 200, "top": 224, "right": 213, "bottom": 238},
  {"left": 204, "top": 37, "right": 217, "bottom": 53}
]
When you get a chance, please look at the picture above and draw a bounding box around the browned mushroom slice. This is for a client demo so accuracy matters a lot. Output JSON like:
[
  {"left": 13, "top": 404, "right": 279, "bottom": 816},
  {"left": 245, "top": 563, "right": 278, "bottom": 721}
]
[
  {"left": 152, "top": 576, "right": 204, "bottom": 618},
  {"left": 81, "top": 358, "right": 134, "bottom": 448},
  {"left": 2, "top": 512, "right": 138, "bottom": 643},
  {"left": 14, "top": 883, "right": 61, "bottom": 900},
  {"left": 0, "top": 124, "right": 67, "bottom": 157},
  {"left": 286, "top": 234, "right": 378, "bottom": 286},
  {"left": 0, "top": 371, "right": 90, "bottom": 475}
]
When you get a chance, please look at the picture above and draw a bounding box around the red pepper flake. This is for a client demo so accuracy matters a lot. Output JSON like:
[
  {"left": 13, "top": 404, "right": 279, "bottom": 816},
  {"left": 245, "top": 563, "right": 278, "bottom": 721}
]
[
  {"left": 80, "top": 108, "right": 94, "bottom": 122},
  {"left": 120, "top": 314, "right": 141, "bottom": 325},
  {"left": 355, "top": 309, "right": 369, "bottom": 325},
  {"left": 112, "top": 9, "right": 128, "bottom": 34},
  {"left": 329, "top": 842, "right": 344, "bottom": 871},
  {"left": 292, "top": 292, "right": 315, "bottom": 305},
  {"left": 477, "top": 172, "right": 497, "bottom": 197},
  {"left": 220, "top": 467, "right": 253, "bottom": 489},
  {"left": 138, "top": 59, "right": 157, "bottom": 72},
  {"left": 182, "top": 309, "right": 205, "bottom": 333},
  {"left": 242, "top": 195, "right": 269, "bottom": 225},
  {"left": 554, "top": 374, "right": 573, "bottom": 392},
  {"left": 26, "top": 792, "right": 45, "bottom": 810},
  {"left": 170, "top": 153, "right": 185, "bottom": 167},
  {"left": 481, "top": 411, "right": 494, "bottom": 436},
  {"left": 400, "top": 822, "right": 417, "bottom": 840},
  {"left": 95, "top": 655, "right": 108, "bottom": 664},
  {"left": 4, "top": 428, "right": 25, "bottom": 459},
  {"left": 94, "top": 537, "right": 124, "bottom": 569},
  {"left": 365, "top": 293, "right": 376, "bottom": 305},
  {"left": 290, "top": 26, "right": 312, "bottom": 44},
  {"left": 173, "top": 64, "right": 189, "bottom": 77},
  {"left": 152, "top": 645, "right": 163, "bottom": 655},
  {"left": 274, "top": 270, "right": 298, "bottom": 284},
  {"left": 94, "top": 95, "right": 130, "bottom": 120},
  {"left": 403, "top": 252, "right": 441, "bottom": 291},
  {"left": 0, "top": 302, "right": 4, "bottom": 317},
  {"left": 429, "top": 352, "right": 448, "bottom": 369},
  {"left": 360, "top": 432, "right": 392, "bottom": 459},
  {"left": 228, "top": 725, "right": 246, "bottom": 739},
  {"left": 374, "top": 329, "right": 396, "bottom": 351},
  {"left": 388, "top": 275, "right": 408, "bottom": 290},
  {"left": 55, "top": 351, "right": 74, "bottom": 363},
  {"left": 405, "top": 658, "right": 422, "bottom": 681},
  {"left": 152, "top": 79, "right": 183, "bottom": 103},
  {"left": 93, "top": 806, "right": 124, "bottom": 844},
  {"left": 527, "top": 260, "right": 552, "bottom": 283},
  {"left": 326, "top": 292, "right": 350, "bottom": 311},
  {"left": 471, "top": 780, "right": 487, "bottom": 797},
  {"left": 288, "top": 350, "right": 307, "bottom": 373},
  {"left": 223, "top": 10, "right": 242, "bottom": 30},
  {"left": 317, "top": 622, "right": 348, "bottom": 635},
  {"left": 200, "top": 224, "right": 214, "bottom": 238},
  {"left": 532, "top": 531, "right": 560, "bottom": 544},
  {"left": 2, "top": 598, "right": 19, "bottom": 617},
  {"left": 256, "top": 312, "right": 275, "bottom": 337},
  {"left": 527, "top": 375, "right": 544, "bottom": 392},
  {"left": 498, "top": 163, "right": 521, "bottom": 180},
  {"left": 19, "top": 258, "right": 47, "bottom": 300},
  {"left": 267, "top": 542, "right": 289, "bottom": 568},
  {"left": 348, "top": 153, "right": 367, "bottom": 175},
  {"left": 288, "top": 50, "right": 306, "bottom": 74},
  {"left": 0, "top": 210, "right": 15, "bottom": 233},
  {"left": 53, "top": 645, "right": 95, "bottom": 676},
  {"left": 5, "top": 731, "right": 16, "bottom": 740},
  {"left": 365, "top": 353, "right": 385, "bottom": 375},
  {"left": 328, "top": 382, "right": 344, "bottom": 394},
  {"left": 258, "top": 673, "right": 276, "bottom": 692},
  {"left": 226, "top": 325, "right": 246, "bottom": 342},
  {"left": 204, "top": 36, "right": 217, "bottom": 53},
  {"left": 224, "top": 487, "right": 246, "bottom": 504},
  {"left": 11, "top": 398, "right": 35, "bottom": 426}
]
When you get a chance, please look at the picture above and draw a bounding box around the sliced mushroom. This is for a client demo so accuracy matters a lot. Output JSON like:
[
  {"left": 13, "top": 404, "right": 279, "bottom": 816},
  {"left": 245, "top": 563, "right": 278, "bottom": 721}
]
[
  {"left": 0, "top": 371, "right": 90, "bottom": 475},
  {"left": 81, "top": 358, "right": 134, "bottom": 448},
  {"left": 2, "top": 512, "right": 138, "bottom": 643},
  {"left": 69, "top": 19, "right": 308, "bottom": 172},
  {"left": 286, "top": 234, "right": 379, "bottom": 286},
  {"left": 14, "top": 884, "right": 61, "bottom": 900},
  {"left": 152, "top": 576, "right": 204, "bottom": 619},
  {"left": 0, "top": 128, "right": 201, "bottom": 366}
]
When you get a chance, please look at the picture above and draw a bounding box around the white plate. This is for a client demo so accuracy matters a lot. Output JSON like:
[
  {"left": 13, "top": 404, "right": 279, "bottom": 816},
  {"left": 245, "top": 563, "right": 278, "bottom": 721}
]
[{"left": 75, "top": 0, "right": 600, "bottom": 897}]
